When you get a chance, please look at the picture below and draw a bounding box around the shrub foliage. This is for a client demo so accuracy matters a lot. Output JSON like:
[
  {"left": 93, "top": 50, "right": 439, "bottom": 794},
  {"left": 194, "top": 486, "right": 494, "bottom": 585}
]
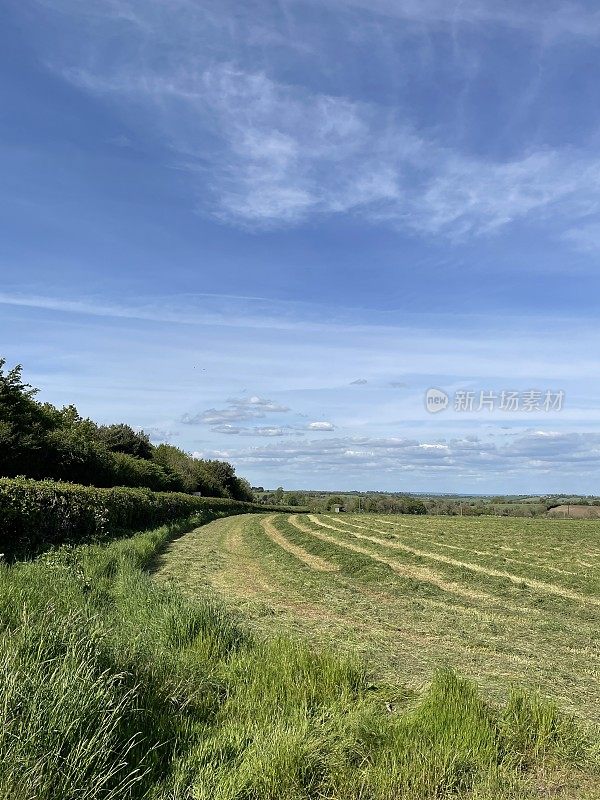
[{"left": 0, "top": 476, "right": 274, "bottom": 557}]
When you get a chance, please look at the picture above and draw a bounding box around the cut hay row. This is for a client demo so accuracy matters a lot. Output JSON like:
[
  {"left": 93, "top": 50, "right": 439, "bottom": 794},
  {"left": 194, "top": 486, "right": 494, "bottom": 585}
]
[
  {"left": 317, "top": 515, "right": 600, "bottom": 606},
  {"left": 297, "top": 515, "right": 600, "bottom": 643},
  {"left": 349, "top": 516, "right": 579, "bottom": 576},
  {"left": 154, "top": 513, "right": 600, "bottom": 724},
  {"left": 290, "top": 515, "right": 495, "bottom": 603},
  {"left": 260, "top": 515, "right": 339, "bottom": 572}
]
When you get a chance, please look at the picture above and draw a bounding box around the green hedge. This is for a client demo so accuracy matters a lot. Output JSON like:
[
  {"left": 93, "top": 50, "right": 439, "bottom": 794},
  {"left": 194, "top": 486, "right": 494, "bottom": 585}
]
[{"left": 0, "top": 477, "right": 291, "bottom": 558}]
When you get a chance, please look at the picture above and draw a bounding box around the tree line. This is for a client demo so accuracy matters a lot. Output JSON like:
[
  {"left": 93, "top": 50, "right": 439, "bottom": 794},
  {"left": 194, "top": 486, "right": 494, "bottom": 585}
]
[
  {"left": 256, "top": 489, "right": 427, "bottom": 514},
  {"left": 0, "top": 359, "right": 253, "bottom": 500}
]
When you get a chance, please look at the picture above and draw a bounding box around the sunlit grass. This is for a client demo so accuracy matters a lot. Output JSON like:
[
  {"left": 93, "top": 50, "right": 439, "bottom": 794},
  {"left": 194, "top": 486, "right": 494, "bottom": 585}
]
[
  {"left": 1, "top": 514, "right": 599, "bottom": 798},
  {"left": 155, "top": 513, "right": 600, "bottom": 723}
]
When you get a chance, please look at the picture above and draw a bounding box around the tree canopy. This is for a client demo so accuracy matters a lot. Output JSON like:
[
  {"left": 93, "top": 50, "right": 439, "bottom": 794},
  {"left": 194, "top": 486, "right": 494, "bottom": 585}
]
[{"left": 0, "top": 359, "right": 253, "bottom": 501}]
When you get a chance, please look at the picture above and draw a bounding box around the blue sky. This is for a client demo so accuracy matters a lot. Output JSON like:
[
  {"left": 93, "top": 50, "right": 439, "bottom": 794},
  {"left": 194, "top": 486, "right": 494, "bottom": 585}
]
[{"left": 2, "top": 0, "right": 600, "bottom": 492}]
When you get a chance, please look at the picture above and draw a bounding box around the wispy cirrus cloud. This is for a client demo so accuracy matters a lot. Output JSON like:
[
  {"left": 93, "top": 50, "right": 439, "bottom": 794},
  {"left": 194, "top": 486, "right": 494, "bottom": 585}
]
[
  {"left": 562, "top": 223, "right": 600, "bottom": 253},
  {"left": 332, "top": 0, "right": 600, "bottom": 40},
  {"left": 39, "top": 0, "right": 600, "bottom": 43},
  {"left": 68, "top": 62, "right": 600, "bottom": 236},
  {"left": 44, "top": 3, "right": 600, "bottom": 241}
]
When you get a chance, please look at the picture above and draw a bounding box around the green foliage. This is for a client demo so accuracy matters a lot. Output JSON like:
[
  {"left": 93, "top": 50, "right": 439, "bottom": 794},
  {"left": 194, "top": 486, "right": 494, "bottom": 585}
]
[
  {"left": 0, "top": 520, "right": 593, "bottom": 800},
  {"left": 0, "top": 359, "right": 252, "bottom": 498},
  {"left": 151, "top": 447, "right": 254, "bottom": 501},
  {"left": 96, "top": 423, "right": 153, "bottom": 459},
  {"left": 196, "top": 459, "right": 255, "bottom": 501},
  {"left": 0, "top": 359, "right": 54, "bottom": 475},
  {"left": 0, "top": 477, "right": 274, "bottom": 558},
  {"left": 153, "top": 444, "right": 199, "bottom": 493}
]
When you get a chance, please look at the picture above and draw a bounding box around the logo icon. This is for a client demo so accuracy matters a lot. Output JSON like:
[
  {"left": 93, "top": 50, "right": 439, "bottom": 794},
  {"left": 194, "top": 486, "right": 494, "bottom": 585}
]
[{"left": 425, "top": 388, "right": 449, "bottom": 413}]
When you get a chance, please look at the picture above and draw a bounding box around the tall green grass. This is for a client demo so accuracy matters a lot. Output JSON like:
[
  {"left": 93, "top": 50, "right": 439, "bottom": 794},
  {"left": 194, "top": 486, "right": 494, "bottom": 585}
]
[{"left": 0, "top": 517, "right": 595, "bottom": 799}]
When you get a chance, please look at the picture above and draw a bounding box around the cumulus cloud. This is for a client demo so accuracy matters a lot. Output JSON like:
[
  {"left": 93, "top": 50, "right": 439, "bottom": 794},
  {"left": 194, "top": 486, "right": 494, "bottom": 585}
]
[
  {"left": 226, "top": 395, "right": 289, "bottom": 412},
  {"left": 307, "top": 421, "right": 335, "bottom": 431},
  {"left": 138, "top": 426, "right": 178, "bottom": 443},
  {"left": 208, "top": 430, "right": 600, "bottom": 479},
  {"left": 182, "top": 395, "right": 289, "bottom": 425},
  {"left": 212, "top": 424, "right": 304, "bottom": 437}
]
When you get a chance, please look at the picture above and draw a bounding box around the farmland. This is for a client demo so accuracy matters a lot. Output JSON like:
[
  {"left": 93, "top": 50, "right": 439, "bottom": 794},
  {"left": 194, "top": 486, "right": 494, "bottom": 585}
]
[
  {"left": 155, "top": 512, "right": 600, "bottom": 723},
  {"left": 3, "top": 510, "right": 600, "bottom": 799}
]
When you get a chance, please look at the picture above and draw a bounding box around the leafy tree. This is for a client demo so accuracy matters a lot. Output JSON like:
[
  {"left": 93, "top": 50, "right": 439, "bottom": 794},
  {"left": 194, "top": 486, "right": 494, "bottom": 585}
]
[
  {"left": 198, "top": 460, "right": 254, "bottom": 501},
  {"left": 233, "top": 477, "right": 254, "bottom": 503},
  {"left": 97, "top": 423, "right": 153, "bottom": 459},
  {"left": 0, "top": 360, "right": 54, "bottom": 476},
  {"left": 397, "top": 496, "right": 427, "bottom": 515},
  {"left": 327, "top": 495, "right": 345, "bottom": 510},
  {"left": 153, "top": 444, "right": 198, "bottom": 493},
  {"left": 0, "top": 358, "right": 254, "bottom": 498}
]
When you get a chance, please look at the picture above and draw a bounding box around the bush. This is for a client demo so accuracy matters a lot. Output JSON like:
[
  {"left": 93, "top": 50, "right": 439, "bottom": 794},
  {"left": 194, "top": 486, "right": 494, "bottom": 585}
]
[{"left": 0, "top": 477, "right": 284, "bottom": 558}]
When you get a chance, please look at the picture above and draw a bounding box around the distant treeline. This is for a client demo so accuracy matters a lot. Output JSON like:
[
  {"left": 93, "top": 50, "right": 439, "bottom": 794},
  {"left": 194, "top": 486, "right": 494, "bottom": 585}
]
[
  {"left": 0, "top": 359, "right": 253, "bottom": 501},
  {"left": 256, "top": 488, "right": 427, "bottom": 514},
  {"left": 256, "top": 489, "right": 597, "bottom": 517}
]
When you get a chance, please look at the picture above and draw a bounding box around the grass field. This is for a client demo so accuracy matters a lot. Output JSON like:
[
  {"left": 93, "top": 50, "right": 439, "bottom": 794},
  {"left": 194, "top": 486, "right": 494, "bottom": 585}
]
[
  {"left": 4, "top": 513, "right": 600, "bottom": 799},
  {"left": 154, "top": 512, "right": 600, "bottom": 723}
]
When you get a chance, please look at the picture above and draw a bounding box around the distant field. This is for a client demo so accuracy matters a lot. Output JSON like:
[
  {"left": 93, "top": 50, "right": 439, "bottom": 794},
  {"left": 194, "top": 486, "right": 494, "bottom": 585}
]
[
  {"left": 548, "top": 505, "right": 600, "bottom": 519},
  {"left": 154, "top": 512, "right": 600, "bottom": 723}
]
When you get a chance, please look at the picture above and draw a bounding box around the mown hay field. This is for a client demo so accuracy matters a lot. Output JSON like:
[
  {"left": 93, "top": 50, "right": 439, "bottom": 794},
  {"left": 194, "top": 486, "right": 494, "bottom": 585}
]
[{"left": 155, "top": 513, "right": 600, "bottom": 723}]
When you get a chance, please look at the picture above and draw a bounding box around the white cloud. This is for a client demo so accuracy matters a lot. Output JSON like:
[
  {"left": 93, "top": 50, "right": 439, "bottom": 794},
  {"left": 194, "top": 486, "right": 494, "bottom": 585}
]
[
  {"left": 214, "top": 430, "right": 600, "bottom": 479},
  {"left": 140, "top": 426, "right": 178, "bottom": 443},
  {"left": 182, "top": 408, "right": 260, "bottom": 424},
  {"left": 307, "top": 421, "right": 335, "bottom": 431},
  {"left": 180, "top": 70, "right": 600, "bottom": 237},
  {"left": 226, "top": 395, "right": 289, "bottom": 412},
  {"left": 563, "top": 222, "right": 600, "bottom": 253},
  {"left": 212, "top": 424, "right": 304, "bottom": 437},
  {"left": 42, "top": 0, "right": 600, "bottom": 44},
  {"left": 38, "top": 2, "right": 600, "bottom": 241},
  {"left": 330, "top": 0, "right": 600, "bottom": 40},
  {"left": 182, "top": 395, "right": 290, "bottom": 426}
]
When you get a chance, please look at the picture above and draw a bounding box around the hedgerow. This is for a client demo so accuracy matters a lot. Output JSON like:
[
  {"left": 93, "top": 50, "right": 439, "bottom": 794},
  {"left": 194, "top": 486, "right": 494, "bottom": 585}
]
[{"left": 0, "top": 477, "right": 286, "bottom": 558}]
